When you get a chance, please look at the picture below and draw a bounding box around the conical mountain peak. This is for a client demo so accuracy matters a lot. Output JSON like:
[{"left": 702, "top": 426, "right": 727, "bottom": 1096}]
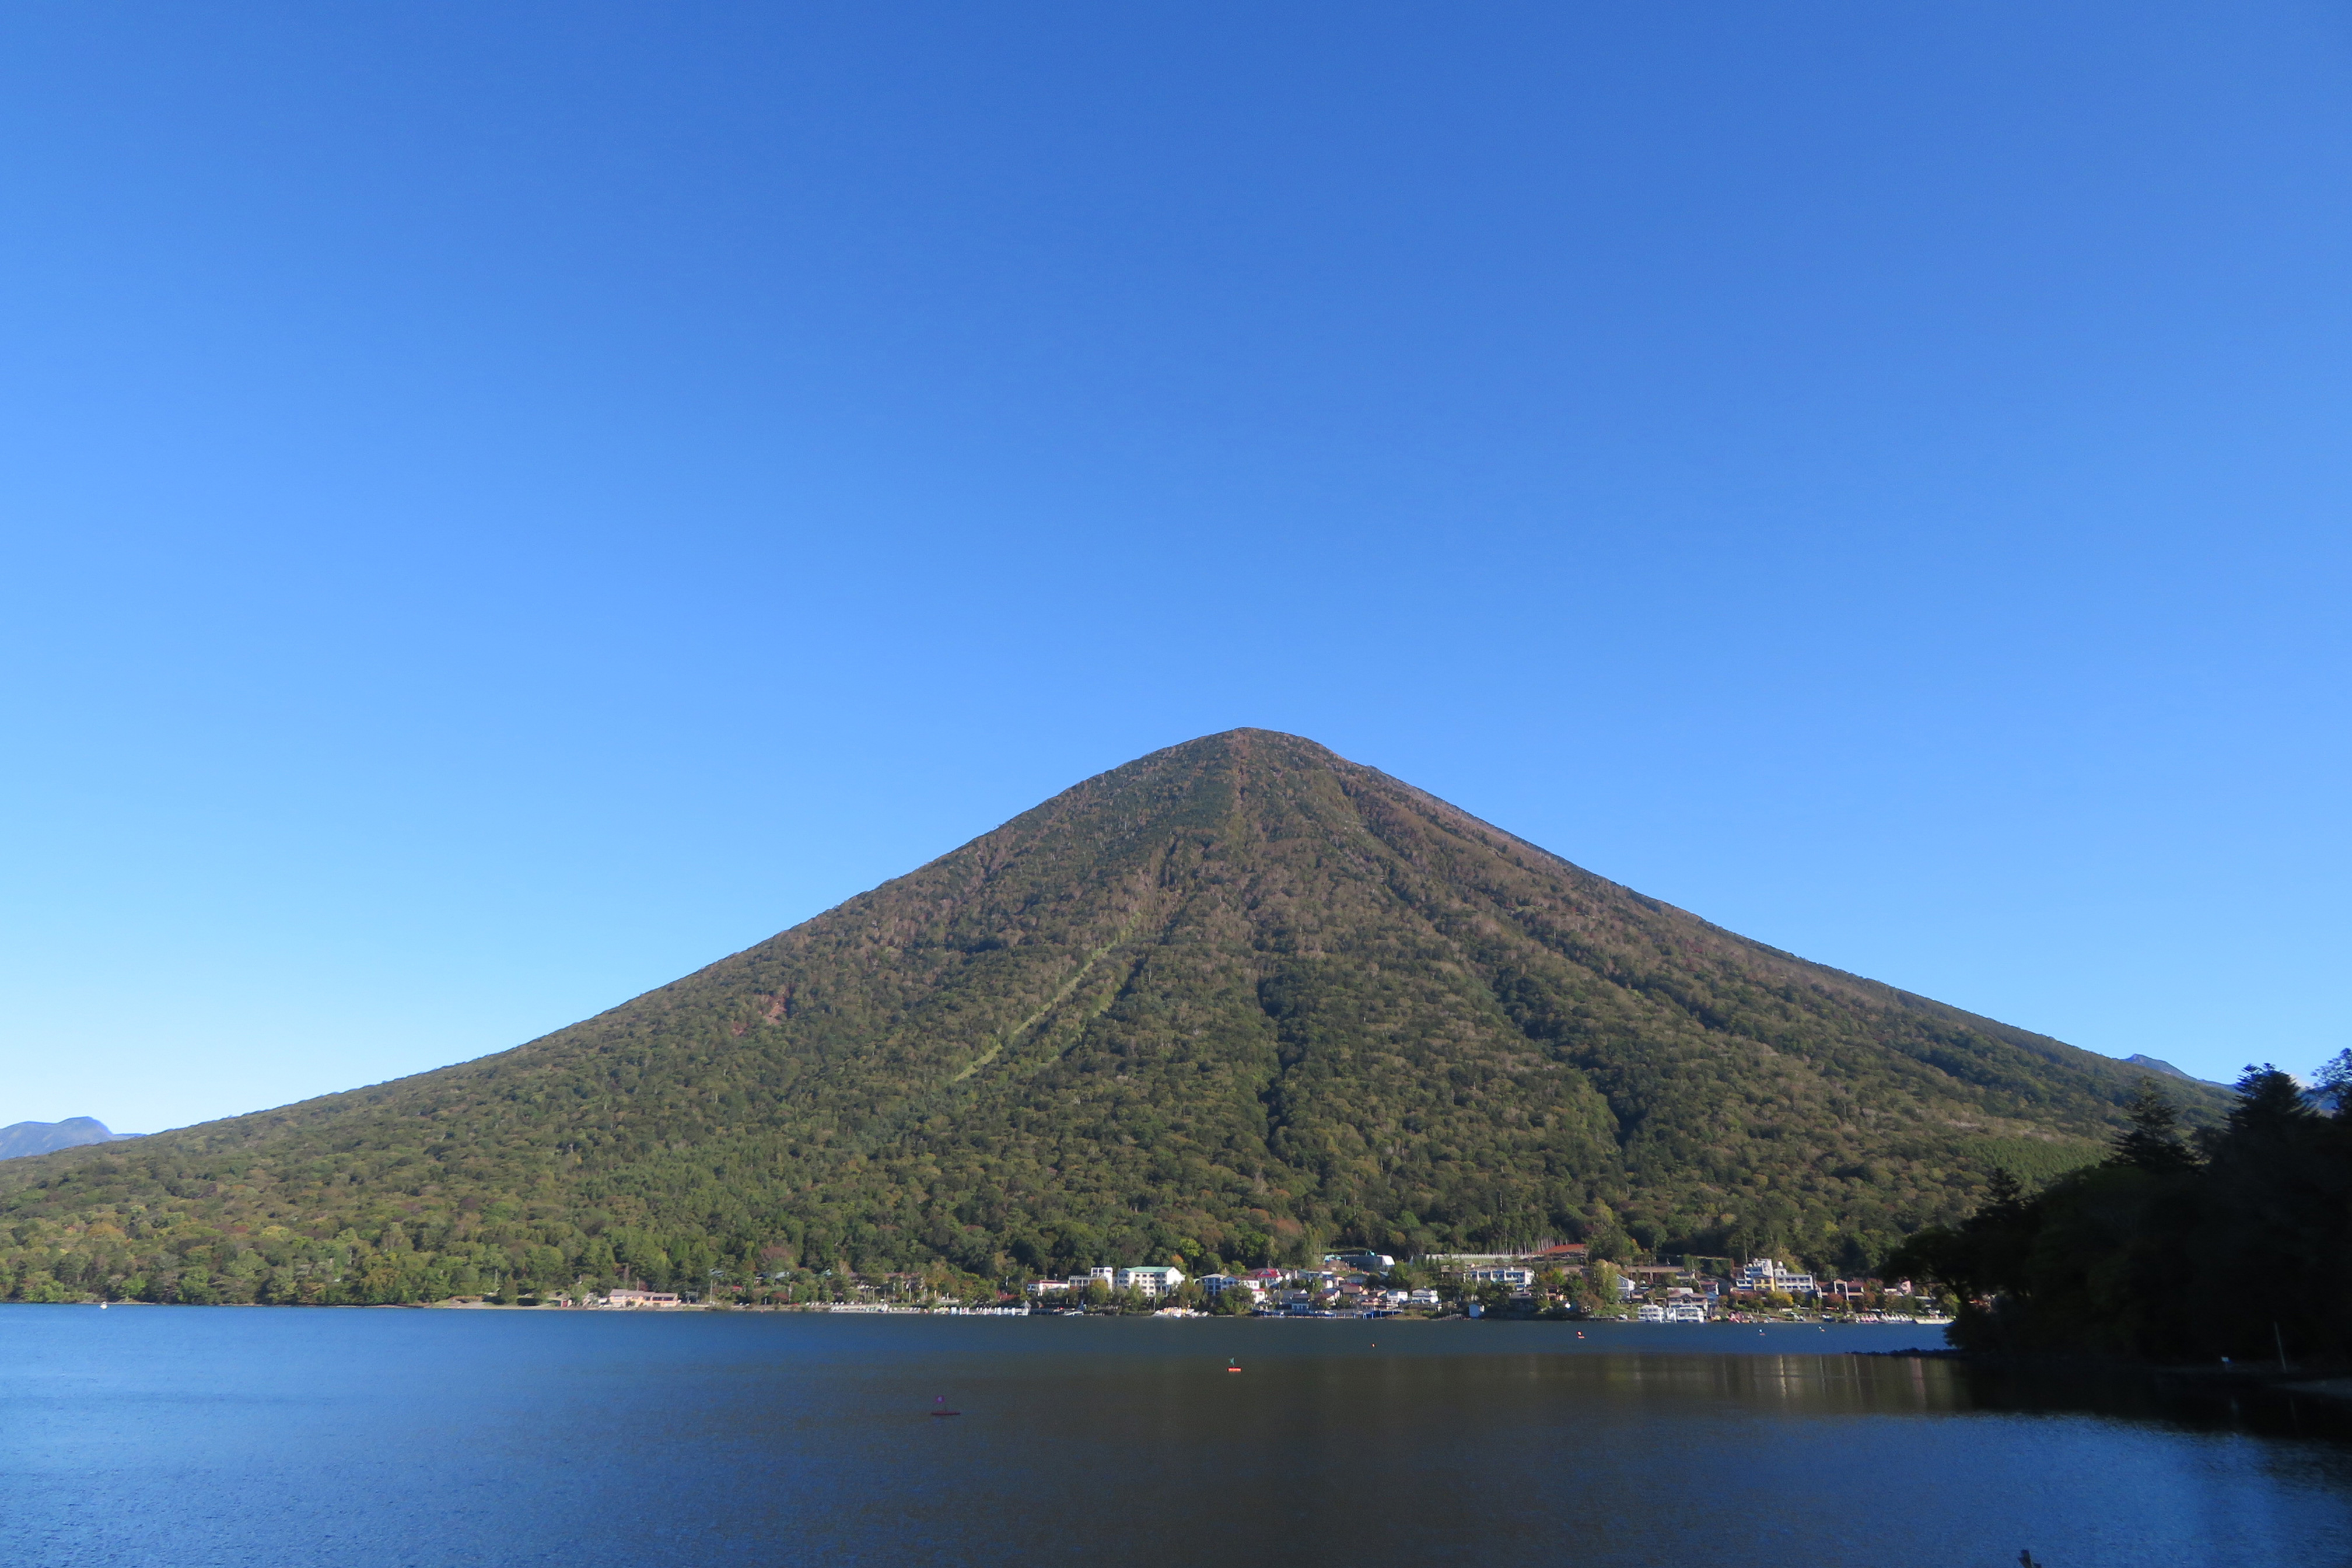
[{"left": 0, "top": 734, "right": 2206, "bottom": 1302}]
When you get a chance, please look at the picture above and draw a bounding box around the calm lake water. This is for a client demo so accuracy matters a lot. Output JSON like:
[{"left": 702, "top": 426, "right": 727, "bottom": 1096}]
[{"left": 2, "top": 1308, "right": 2346, "bottom": 1566}]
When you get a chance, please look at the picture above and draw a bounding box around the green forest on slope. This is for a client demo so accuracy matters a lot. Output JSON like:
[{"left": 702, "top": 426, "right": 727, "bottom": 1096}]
[{"left": 0, "top": 730, "right": 2215, "bottom": 1305}]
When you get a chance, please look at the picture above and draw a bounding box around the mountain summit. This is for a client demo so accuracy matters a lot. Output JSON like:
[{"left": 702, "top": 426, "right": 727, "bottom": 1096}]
[
  {"left": 0, "top": 730, "right": 2192, "bottom": 1302},
  {"left": 0, "top": 1118, "right": 137, "bottom": 1161}
]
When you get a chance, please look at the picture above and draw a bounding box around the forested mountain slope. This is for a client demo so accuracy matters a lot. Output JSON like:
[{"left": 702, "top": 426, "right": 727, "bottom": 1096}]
[{"left": 0, "top": 730, "right": 2212, "bottom": 1304}]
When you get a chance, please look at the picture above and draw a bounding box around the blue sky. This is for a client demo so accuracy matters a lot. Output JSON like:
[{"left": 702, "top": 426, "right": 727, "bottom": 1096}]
[{"left": 4, "top": 2, "right": 2347, "bottom": 1132}]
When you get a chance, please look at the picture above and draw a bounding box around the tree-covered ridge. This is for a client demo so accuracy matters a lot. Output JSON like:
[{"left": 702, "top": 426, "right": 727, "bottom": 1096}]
[{"left": 0, "top": 729, "right": 2218, "bottom": 1306}]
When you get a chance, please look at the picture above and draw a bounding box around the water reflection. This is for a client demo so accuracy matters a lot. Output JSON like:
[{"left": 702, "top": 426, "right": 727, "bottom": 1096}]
[
  {"left": 1949, "top": 1354, "right": 2352, "bottom": 1443},
  {"left": 2, "top": 1310, "right": 2344, "bottom": 1567}
]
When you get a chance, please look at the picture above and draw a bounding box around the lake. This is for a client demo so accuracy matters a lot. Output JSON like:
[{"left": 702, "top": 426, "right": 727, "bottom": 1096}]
[{"left": 3, "top": 1307, "right": 2346, "bottom": 1566}]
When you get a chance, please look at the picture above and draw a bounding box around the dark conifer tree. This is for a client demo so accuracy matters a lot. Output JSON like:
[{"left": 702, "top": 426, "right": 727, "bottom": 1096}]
[{"left": 2111, "top": 1080, "right": 2198, "bottom": 1175}]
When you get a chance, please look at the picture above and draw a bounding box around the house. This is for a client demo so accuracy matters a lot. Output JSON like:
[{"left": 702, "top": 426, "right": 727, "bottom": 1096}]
[
  {"left": 606, "top": 1288, "right": 682, "bottom": 1308},
  {"left": 1325, "top": 1250, "right": 1395, "bottom": 1272},
  {"left": 1637, "top": 1303, "right": 1667, "bottom": 1322},
  {"left": 1200, "top": 1274, "right": 1261, "bottom": 1300},
  {"left": 1504, "top": 1244, "right": 1590, "bottom": 1278},
  {"left": 1665, "top": 1303, "right": 1707, "bottom": 1323},
  {"left": 1024, "top": 1279, "right": 1077, "bottom": 1298},
  {"left": 1408, "top": 1288, "right": 1440, "bottom": 1307},
  {"left": 1114, "top": 1265, "right": 1186, "bottom": 1298}
]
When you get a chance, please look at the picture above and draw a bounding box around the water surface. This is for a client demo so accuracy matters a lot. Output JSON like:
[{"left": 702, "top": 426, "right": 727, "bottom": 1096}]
[{"left": 3, "top": 1308, "right": 2344, "bottom": 1566}]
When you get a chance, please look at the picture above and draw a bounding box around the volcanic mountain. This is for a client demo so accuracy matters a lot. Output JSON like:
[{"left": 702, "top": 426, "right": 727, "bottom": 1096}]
[{"left": 0, "top": 730, "right": 2203, "bottom": 1303}]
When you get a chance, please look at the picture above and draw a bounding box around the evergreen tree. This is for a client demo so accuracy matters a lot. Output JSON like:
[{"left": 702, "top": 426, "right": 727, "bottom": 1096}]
[{"left": 2111, "top": 1080, "right": 2199, "bottom": 1175}]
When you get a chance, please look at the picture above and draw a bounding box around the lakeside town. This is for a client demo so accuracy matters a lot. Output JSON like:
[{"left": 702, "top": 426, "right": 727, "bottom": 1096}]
[{"left": 514, "top": 1244, "right": 1955, "bottom": 1324}]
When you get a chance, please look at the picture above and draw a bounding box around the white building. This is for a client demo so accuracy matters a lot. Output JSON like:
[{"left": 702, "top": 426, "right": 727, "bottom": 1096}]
[
  {"left": 1735, "top": 1259, "right": 1818, "bottom": 1297},
  {"left": 1461, "top": 1266, "right": 1533, "bottom": 1287},
  {"left": 1200, "top": 1274, "right": 1261, "bottom": 1300},
  {"left": 1024, "top": 1279, "right": 1076, "bottom": 1298},
  {"left": 1114, "top": 1265, "right": 1186, "bottom": 1298}
]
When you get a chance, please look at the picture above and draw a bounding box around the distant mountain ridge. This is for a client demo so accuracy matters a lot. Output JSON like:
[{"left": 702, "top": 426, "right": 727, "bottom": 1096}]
[
  {"left": 0, "top": 730, "right": 2224, "bottom": 1304},
  {"left": 0, "top": 1119, "right": 139, "bottom": 1161},
  {"left": 2122, "top": 1054, "right": 2229, "bottom": 1088}
]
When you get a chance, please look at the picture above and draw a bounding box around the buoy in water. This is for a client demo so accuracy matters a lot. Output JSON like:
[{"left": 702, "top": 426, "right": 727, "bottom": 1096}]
[
  {"left": 1226, "top": 1359, "right": 1241, "bottom": 1373},
  {"left": 931, "top": 1396, "right": 961, "bottom": 1417}
]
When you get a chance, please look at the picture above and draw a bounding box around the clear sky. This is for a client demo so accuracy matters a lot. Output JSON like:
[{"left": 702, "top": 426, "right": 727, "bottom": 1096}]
[{"left": 4, "top": 3, "right": 2347, "bottom": 1133}]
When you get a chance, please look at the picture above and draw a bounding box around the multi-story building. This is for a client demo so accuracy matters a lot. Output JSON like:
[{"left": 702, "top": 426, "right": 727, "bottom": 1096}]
[
  {"left": 1462, "top": 1265, "right": 1534, "bottom": 1288},
  {"left": 1734, "top": 1259, "right": 1818, "bottom": 1297},
  {"left": 1114, "top": 1265, "right": 1185, "bottom": 1298}
]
